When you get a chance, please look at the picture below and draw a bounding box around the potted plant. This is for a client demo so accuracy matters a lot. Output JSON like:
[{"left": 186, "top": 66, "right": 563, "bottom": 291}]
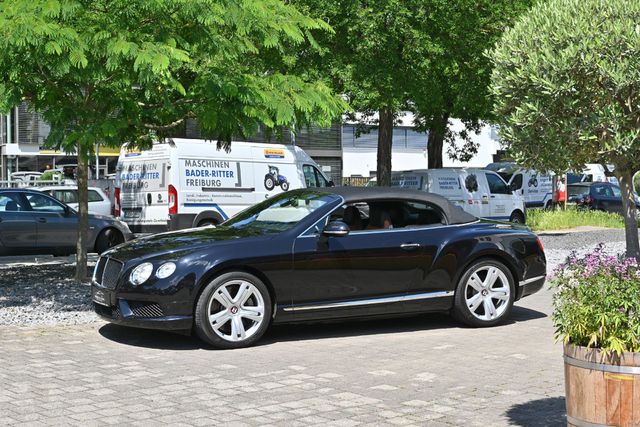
[{"left": 551, "top": 245, "right": 640, "bottom": 426}]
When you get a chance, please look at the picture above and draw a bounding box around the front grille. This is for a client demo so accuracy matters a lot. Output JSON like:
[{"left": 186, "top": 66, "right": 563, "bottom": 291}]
[
  {"left": 94, "top": 257, "right": 124, "bottom": 290},
  {"left": 93, "top": 303, "right": 120, "bottom": 319},
  {"left": 128, "top": 301, "right": 164, "bottom": 318}
]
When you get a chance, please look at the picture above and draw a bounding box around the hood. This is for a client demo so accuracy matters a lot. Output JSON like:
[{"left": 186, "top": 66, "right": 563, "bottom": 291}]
[{"left": 104, "top": 226, "right": 270, "bottom": 261}]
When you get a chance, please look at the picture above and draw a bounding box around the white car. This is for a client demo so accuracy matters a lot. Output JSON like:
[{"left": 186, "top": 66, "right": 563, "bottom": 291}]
[{"left": 37, "top": 186, "right": 113, "bottom": 217}]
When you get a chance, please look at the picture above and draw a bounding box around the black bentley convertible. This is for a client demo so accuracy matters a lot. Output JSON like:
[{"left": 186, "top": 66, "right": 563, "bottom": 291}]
[{"left": 92, "top": 187, "right": 546, "bottom": 349}]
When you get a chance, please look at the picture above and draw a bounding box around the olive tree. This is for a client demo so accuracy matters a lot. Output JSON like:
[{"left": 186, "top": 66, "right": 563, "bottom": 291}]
[
  {"left": 0, "top": 0, "right": 345, "bottom": 281},
  {"left": 490, "top": 0, "right": 640, "bottom": 258}
]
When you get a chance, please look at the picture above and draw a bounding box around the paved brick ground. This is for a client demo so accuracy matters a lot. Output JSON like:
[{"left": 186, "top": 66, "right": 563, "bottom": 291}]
[{"left": 0, "top": 282, "right": 565, "bottom": 426}]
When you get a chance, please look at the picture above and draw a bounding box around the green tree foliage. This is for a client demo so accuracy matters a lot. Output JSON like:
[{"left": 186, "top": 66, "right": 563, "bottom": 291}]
[
  {"left": 490, "top": 0, "right": 640, "bottom": 259},
  {"left": 0, "top": 0, "right": 346, "bottom": 280},
  {"left": 292, "top": 0, "right": 532, "bottom": 183}
]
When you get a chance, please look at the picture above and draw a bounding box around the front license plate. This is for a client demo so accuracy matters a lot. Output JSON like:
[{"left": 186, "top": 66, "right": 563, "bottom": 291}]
[{"left": 92, "top": 287, "right": 110, "bottom": 307}]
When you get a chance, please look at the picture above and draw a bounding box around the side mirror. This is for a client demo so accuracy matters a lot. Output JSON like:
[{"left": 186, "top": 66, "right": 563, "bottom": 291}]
[
  {"left": 63, "top": 206, "right": 72, "bottom": 216},
  {"left": 322, "top": 220, "right": 349, "bottom": 237}
]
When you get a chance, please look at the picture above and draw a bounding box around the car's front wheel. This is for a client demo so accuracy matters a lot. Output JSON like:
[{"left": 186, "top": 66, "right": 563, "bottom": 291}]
[
  {"left": 194, "top": 272, "right": 272, "bottom": 349},
  {"left": 452, "top": 259, "right": 515, "bottom": 327}
]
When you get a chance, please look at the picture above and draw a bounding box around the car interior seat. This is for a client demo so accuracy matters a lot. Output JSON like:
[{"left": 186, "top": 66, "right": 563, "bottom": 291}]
[
  {"left": 366, "top": 206, "right": 392, "bottom": 230},
  {"left": 388, "top": 206, "right": 408, "bottom": 228},
  {"left": 343, "top": 205, "right": 363, "bottom": 231},
  {"left": 416, "top": 210, "right": 443, "bottom": 226},
  {"left": 5, "top": 200, "right": 18, "bottom": 211}
]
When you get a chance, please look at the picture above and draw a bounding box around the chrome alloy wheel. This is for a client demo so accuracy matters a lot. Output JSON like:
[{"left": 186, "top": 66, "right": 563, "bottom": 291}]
[
  {"left": 464, "top": 266, "right": 511, "bottom": 321},
  {"left": 207, "top": 280, "right": 265, "bottom": 342}
]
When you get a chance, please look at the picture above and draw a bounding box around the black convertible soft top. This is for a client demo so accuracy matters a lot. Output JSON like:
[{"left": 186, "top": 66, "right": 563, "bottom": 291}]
[{"left": 310, "top": 186, "right": 477, "bottom": 225}]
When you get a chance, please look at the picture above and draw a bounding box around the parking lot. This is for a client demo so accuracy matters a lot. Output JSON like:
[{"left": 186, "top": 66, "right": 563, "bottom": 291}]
[{"left": 0, "top": 229, "right": 627, "bottom": 426}]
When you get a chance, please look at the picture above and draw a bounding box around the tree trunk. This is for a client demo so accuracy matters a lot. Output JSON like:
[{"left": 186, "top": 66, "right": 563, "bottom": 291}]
[
  {"left": 75, "top": 147, "right": 89, "bottom": 282},
  {"left": 427, "top": 112, "right": 450, "bottom": 169},
  {"left": 376, "top": 107, "right": 393, "bottom": 186},
  {"left": 616, "top": 166, "right": 640, "bottom": 260}
]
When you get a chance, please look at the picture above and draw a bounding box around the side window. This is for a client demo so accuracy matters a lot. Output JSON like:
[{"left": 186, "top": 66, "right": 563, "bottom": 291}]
[
  {"left": 511, "top": 174, "right": 523, "bottom": 190},
  {"left": 338, "top": 200, "right": 445, "bottom": 232},
  {"left": 486, "top": 173, "right": 510, "bottom": 195},
  {"left": 56, "top": 190, "right": 78, "bottom": 204},
  {"left": 313, "top": 167, "right": 328, "bottom": 188},
  {"left": 26, "top": 193, "right": 65, "bottom": 213},
  {"left": 302, "top": 165, "right": 318, "bottom": 188},
  {"left": 611, "top": 186, "right": 622, "bottom": 198},
  {"left": 0, "top": 194, "right": 28, "bottom": 212},
  {"left": 593, "top": 185, "right": 607, "bottom": 197},
  {"left": 88, "top": 190, "right": 104, "bottom": 202}
]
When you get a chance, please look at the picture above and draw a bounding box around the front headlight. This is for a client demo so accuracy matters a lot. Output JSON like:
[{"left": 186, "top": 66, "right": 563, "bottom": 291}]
[
  {"left": 130, "top": 262, "right": 153, "bottom": 285},
  {"left": 156, "top": 262, "right": 176, "bottom": 279}
]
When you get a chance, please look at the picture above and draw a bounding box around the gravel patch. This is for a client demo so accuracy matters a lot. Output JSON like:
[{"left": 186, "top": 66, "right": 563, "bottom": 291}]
[
  {"left": 0, "top": 261, "right": 98, "bottom": 326},
  {"left": 0, "top": 230, "right": 632, "bottom": 327}
]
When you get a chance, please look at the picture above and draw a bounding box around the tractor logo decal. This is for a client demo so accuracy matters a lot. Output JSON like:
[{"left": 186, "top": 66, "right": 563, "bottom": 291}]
[
  {"left": 264, "top": 165, "right": 289, "bottom": 191},
  {"left": 528, "top": 174, "right": 539, "bottom": 188}
]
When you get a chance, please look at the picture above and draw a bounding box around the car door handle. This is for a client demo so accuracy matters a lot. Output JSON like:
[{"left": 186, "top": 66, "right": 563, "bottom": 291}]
[
  {"left": 37, "top": 218, "right": 47, "bottom": 223},
  {"left": 400, "top": 243, "right": 421, "bottom": 251}
]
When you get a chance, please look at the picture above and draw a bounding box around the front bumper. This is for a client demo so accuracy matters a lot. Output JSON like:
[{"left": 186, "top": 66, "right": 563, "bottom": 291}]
[{"left": 92, "top": 285, "right": 193, "bottom": 331}]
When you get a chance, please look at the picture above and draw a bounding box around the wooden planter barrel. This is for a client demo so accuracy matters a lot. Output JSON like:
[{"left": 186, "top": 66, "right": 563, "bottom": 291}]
[{"left": 564, "top": 344, "right": 640, "bottom": 426}]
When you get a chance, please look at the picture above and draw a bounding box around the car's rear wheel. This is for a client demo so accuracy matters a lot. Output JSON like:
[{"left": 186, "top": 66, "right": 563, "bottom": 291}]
[
  {"left": 195, "top": 272, "right": 272, "bottom": 349},
  {"left": 94, "top": 228, "right": 124, "bottom": 254},
  {"left": 452, "top": 260, "right": 515, "bottom": 327}
]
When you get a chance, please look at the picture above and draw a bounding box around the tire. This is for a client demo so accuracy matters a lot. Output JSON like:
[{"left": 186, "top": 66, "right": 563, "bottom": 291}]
[
  {"left": 194, "top": 272, "right": 272, "bottom": 349},
  {"left": 264, "top": 176, "right": 275, "bottom": 191},
  {"left": 94, "top": 228, "right": 124, "bottom": 254},
  {"left": 281, "top": 181, "right": 289, "bottom": 191},
  {"left": 197, "top": 219, "right": 217, "bottom": 227},
  {"left": 544, "top": 200, "right": 553, "bottom": 210},
  {"left": 509, "top": 211, "right": 525, "bottom": 224},
  {"left": 451, "top": 259, "right": 516, "bottom": 327}
]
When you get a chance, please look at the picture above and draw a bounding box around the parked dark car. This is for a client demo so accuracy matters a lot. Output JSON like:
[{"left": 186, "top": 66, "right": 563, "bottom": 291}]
[
  {"left": 567, "top": 182, "right": 639, "bottom": 215},
  {"left": 92, "top": 187, "right": 546, "bottom": 349},
  {"left": 0, "top": 189, "right": 132, "bottom": 256}
]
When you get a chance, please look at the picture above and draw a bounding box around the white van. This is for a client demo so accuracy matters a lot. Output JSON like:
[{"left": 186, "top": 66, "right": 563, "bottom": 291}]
[
  {"left": 116, "top": 139, "right": 331, "bottom": 233},
  {"left": 507, "top": 169, "right": 554, "bottom": 209},
  {"left": 391, "top": 168, "right": 526, "bottom": 223}
]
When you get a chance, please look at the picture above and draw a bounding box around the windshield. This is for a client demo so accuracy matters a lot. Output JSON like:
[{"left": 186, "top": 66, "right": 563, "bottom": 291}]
[{"left": 222, "top": 191, "right": 339, "bottom": 234}]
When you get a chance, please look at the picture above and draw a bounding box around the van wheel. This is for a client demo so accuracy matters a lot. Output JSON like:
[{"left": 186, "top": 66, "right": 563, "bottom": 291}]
[
  {"left": 544, "top": 200, "right": 553, "bottom": 210},
  {"left": 281, "top": 181, "right": 289, "bottom": 191},
  {"left": 509, "top": 211, "right": 525, "bottom": 224},
  {"left": 95, "top": 228, "right": 124, "bottom": 254},
  {"left": 197, "top": 219, "right": 217, "bottom": 227},
  {"left": 264, "top": 176, "right": 275, "bottom": 191}
]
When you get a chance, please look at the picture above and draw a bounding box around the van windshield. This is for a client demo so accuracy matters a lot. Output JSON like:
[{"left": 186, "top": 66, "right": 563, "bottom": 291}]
[{"left": 223, "top": 191, "right": 339, "bottom": 234}]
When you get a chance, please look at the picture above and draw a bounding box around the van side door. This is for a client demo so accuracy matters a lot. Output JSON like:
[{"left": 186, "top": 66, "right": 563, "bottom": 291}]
[{"left": 484, "top": 172, "right": 513, "bottom": 221}]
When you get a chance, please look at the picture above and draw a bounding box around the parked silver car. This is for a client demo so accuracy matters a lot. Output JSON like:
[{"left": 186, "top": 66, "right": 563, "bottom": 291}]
[{"left": 0, "top": 189, "right": 132, "bottom": 256}]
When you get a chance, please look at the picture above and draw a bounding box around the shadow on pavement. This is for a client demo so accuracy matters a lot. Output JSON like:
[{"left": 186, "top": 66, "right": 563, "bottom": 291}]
[
  {"left": 98, "top": 305, "right": 546, "bottom": 350},
  {"left": 98, "top": 324, "right": 205, "bottom": 350},
  {"left": 506, "top": 396, "right": 566, "bottom": 427}
]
